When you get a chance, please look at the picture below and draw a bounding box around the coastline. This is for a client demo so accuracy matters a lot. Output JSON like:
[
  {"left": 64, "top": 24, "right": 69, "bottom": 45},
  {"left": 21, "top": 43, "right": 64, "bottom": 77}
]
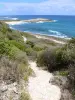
[
  {"left": 26, "top": 32, "right": 68, "bottom": 44},
  {"left": 9, "top": 26, "right": 68, "bottom": 44},
  {"left": 3, "top": 20, "right": 70, "bottom": 44},
  {"left": 1, "top": 18, "right": 54, "bottom": 24},
  {"left": 11, "top": 27, "right": 69, "bottom": 44},
  {"left": 0, "top": 19, "right": 74, "bottom": 100}
]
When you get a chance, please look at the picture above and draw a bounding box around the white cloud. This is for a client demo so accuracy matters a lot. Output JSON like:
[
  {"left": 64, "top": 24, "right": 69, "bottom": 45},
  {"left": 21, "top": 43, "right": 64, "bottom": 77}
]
[{"left": 0, "top": 0, "right": 75, "bottom": 15}]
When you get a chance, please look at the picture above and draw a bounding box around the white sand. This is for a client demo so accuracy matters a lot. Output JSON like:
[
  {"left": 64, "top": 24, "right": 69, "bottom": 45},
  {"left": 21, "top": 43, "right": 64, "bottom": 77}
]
[
  {"left": 28, "top": 61, "right": 61, "bottom": 100},
  {"left": 22, "top": 36, "right": 27, "bottom": 42},
  {"left": 35, "top": 35, "right": 65, "bottom": 44},
  {"left": 5, "top": 21, "right": 27, "bottom": 25}
]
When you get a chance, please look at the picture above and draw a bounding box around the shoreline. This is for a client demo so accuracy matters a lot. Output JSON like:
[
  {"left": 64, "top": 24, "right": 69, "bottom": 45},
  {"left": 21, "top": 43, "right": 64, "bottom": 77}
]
[
  {"left": 9, "top": 26, "right": 69, "bottom": 44},
  {"left": 5, "top": 21, "right": 70, "bottom": 44},
  {"left": 2, "top": 19, "right": 70, "bottom": 42},
  {"left": 25, "top": 32, "right": 68, "bottom": 44},
  {"left": 0, "top": 18, "right": 54, "bottom": 24}
]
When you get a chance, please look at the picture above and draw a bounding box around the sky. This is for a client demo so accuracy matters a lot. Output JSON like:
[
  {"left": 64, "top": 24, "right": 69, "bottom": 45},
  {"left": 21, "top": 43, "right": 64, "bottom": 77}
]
[{"left": 0, "top": 0, "right": 75, "bottom": 15}]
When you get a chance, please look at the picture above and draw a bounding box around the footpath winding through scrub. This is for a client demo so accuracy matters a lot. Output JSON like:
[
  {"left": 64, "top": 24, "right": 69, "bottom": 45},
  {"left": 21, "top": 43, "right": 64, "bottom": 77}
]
[{"left": 28, "top": 61, "right": 61, "bottom": 100}]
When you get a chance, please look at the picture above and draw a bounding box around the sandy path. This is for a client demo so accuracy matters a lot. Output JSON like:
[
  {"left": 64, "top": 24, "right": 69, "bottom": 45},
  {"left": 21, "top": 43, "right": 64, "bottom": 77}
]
[
  {"left": 22, "top": 36, "right": 27, "bottom": 42},
  {"left": 28, "top": 61, "right": 61, "bottom": 100}
]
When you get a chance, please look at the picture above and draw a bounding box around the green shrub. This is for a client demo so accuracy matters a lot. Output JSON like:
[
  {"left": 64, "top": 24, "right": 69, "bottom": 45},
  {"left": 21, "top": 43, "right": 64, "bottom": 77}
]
[
  {"left": 37, "top": 43, "right": 75, "bottom": 71},
  {"left": 18, "top": 63, "right": 32, "bottom": 82},
  {"left": 0, "top": 21, "right": 8, "bottom": 34},
  {"left": 37, "top": 49, "right": 57, "bottom": 71},
  {"left": 0, "top": 40, "right": 28, "bottom": 64},
  {"left": 59, "top": 71, "right": 69, "bottom": 76},
  {"left": 15, "top": 51, "right": 28, "bottom": 64},
  {"left": 21, "top": 32, "right": 35, "bottom": 38},
  {"left": 0, "top": 32, "right": 6, "bottom": 39},
  {"left": 25, "top": 48, "right": 37, "bottom": 59},
  {"left": 25, "top": 48, "right": 34, "bottom": 55},
  {"left": 56, "top": 42, "right": 75, "bottom": 67},
  {"left": 0, "top": 40, "right": 12, "bottom": 55},
  {"left": 19, "top": 92, "right": 31, "bottom": 100},
  {"left": 7, "top": 30, "right": 23, "bottom": 42},
  {"left": 26, "top": 41, "right": 35, "bottom": 48},
  {"left": 33, "top": 45, "right": 45, "bottom": 51},
  {"left": 69, "top": 38, "right": 75, "bottom": 44},
  {"left": 10, "top": 40, "right": 26, "bottom": 52}
]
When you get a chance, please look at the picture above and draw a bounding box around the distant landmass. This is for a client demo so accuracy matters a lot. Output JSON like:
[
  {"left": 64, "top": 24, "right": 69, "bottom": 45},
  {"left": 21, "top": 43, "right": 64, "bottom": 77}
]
[{"left": 1, "top": 18, "right": 54, "bottom": 23}]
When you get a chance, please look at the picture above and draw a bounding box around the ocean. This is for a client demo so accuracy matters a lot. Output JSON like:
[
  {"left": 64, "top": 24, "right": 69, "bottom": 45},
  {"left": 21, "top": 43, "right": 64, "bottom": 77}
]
[{"left": 0, "top": 15, "right": 75, "bottom": 38}]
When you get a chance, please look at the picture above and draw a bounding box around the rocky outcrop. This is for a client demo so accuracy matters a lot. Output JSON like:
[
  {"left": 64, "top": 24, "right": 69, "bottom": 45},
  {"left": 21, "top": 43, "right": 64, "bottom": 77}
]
[
  {"left": 24, "top": 18, "right": 53, "bottom": 23},
  {"left": 3, "top": 18, "right": 54, "bottom": 24}
]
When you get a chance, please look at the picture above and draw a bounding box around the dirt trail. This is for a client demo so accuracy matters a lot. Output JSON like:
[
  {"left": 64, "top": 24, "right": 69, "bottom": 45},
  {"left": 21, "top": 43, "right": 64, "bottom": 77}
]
[{"left": 28, "top": 61, "right": 61, "bottom": 100}]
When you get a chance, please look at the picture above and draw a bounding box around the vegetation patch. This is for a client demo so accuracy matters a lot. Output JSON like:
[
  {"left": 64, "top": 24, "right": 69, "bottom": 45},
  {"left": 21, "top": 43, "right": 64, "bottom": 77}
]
[{"left": 19, "top": 91, "right": 31, "bottom": 100}]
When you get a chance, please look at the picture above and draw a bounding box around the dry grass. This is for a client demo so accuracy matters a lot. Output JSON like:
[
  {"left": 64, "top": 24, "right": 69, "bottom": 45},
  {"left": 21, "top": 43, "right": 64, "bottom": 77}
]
[{"left": 0, "top": 56, "right": 32, "bottom": 84}]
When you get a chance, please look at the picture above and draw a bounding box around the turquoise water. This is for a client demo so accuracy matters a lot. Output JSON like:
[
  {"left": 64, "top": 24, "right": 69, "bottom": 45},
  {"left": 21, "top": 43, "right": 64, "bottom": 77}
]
[{"left": 0, "top": 15, "right": 75, "bottom": 38}]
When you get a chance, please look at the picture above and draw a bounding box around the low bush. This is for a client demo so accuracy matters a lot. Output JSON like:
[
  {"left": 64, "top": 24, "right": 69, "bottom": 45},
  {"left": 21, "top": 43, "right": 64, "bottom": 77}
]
[
  {"left": 0, "top": 56, "right": 20, "bottom": 83},
  {"left": 68, "top": 65, "right": 75, "bottom": 91},
  {"left": 25, "top": 48, "right": 37, "bottom": 60},
  {"left": 0, "top": 56, "right": 31, "bottom": 84},
  {"left": 69, "top": 38, "right": 75, "bottom": 44},
  {"left": 15, "top": 51, "right": 27, "bottom": 63},
  {"left": 19, "top": 91, "right": 31, "bottom": 100},
  {"left": 33, "top": 45, "right": 45, "bottom": 51},
  {"left": 37, "top": 39, "right": 75, "bottom": 72},
  {"left": 10, "top": 40, "right": 26, "bottom": 52},
  {"left": 37, "top": 49, "right": 57, "bottom": 71},
  {"left": 58, "top": 71, "right": 69, "bottom": 76},
  {"left": 7, "top": 30, "right": 23, "bottom": 42},
  {"left": 0, "top": 40, "right": 12, "bottom": 55},
  {"left": 56, "top": 41, "right": 75, "bottom": 67},
  {"left": 0, "top": 40, "right": 28, "bottom": 62},
  {"left": 26, "top": 41, "right": 35, "bottom": 48},
  {"left": 0, "top": 32, "right": 6, "bottom": 39},
  {"left": 0, "top": 21, "right": 8, "bottom": 34}
]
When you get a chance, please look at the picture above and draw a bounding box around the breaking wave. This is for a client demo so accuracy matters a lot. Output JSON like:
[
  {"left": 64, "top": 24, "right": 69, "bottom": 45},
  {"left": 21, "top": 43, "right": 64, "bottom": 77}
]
[
  {"left": 48, "top": 30, "right": 68, "bottom": 38},
  {"left": 2, "top": 17, "right": 18, "bottom": 20},
  {"left": 11, "top": 18, "right": 18, "bottom": 20}
]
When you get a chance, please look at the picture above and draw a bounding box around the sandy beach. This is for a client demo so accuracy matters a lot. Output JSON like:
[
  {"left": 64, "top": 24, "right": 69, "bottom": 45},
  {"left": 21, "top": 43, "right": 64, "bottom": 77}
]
[{"left": 34, "top": 34, "right": 66, "bottom": 44}]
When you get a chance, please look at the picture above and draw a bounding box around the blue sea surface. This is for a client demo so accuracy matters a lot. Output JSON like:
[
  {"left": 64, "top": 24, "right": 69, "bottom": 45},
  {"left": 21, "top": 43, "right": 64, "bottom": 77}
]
[{"left": 0, "top": 15, "right": 75, "bottom": 38}]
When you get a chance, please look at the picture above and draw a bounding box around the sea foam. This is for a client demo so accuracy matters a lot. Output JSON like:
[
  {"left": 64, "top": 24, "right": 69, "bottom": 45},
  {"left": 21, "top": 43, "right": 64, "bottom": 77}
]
[
  {"left": 11, "top": 18, "right": 18, "bottom": 20},
  {"left": 49, "top": 30, "right": 68, "bottom": 38},
  {"left": 53, "top": 20, "right": 58, "bottom": 22}
]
